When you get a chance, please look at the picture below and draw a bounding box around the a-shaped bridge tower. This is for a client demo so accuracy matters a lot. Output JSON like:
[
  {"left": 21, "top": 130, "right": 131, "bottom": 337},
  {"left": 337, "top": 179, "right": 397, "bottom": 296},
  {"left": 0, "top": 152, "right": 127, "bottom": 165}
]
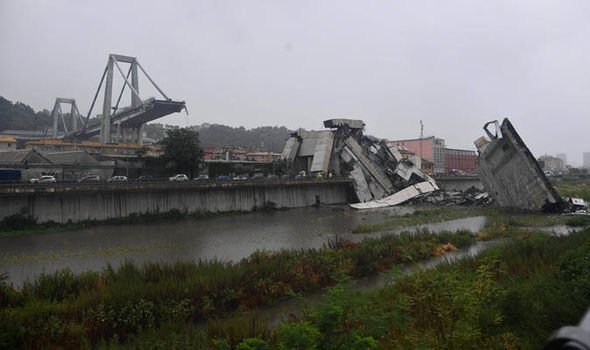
[{"left": 65, "top": 54, "right": 185, "bottom": 144}]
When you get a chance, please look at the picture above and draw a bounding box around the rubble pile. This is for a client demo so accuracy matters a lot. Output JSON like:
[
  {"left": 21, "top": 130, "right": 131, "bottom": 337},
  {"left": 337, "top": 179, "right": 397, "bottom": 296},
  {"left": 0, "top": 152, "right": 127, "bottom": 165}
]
[
  {"left": 282, "top": 117, "right": 586, "bottom": 213},
  {"left": 281, "top": 119, "right": 438, "bottom": 208},
  {"left": 408, "top": 187, "right": 493, "bottom": 206}
]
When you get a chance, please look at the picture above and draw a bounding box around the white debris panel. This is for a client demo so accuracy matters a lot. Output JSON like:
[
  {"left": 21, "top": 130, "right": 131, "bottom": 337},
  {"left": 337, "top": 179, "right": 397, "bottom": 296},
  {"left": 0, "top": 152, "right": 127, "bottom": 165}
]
[
  {"left": 281, "top": 118, "right": 438, "bottom": 208},
  {"left": 350, "top": 181, "right": 439, "bottom": 209}
]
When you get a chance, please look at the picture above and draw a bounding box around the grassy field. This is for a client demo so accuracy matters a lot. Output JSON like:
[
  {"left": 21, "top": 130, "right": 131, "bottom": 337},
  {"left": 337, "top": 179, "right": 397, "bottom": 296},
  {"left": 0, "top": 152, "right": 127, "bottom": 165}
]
[{"left": 554, "top": 178, "right": 590, "bottom": 201}]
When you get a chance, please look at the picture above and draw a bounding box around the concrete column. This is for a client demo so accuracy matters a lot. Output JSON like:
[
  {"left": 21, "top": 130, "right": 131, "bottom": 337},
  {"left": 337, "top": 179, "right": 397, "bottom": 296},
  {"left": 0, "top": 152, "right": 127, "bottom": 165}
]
[
  {"left": 100, "top": 57, "right": 114, "bottom": 144},
  {"left": 51, "top": 101, "right": 59, "bottom": 138},
  {"left": 131, "top": 61, "right": 140, "bottom": 108},
  {"left": 116, "top": 123, "right": 121, "bottom": 143},
  {"left": 71, "top": 103, "right": 77, "bottom": 132},
  {"left": 136, "top": 124, "right": 145, "bottom": 145}
]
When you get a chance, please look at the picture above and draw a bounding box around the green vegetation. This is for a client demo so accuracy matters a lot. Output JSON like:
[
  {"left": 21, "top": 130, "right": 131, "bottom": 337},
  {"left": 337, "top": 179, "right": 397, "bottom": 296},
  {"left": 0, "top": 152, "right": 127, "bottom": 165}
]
[
  {"left": 18, "top": 227, "right": 585, "bottom": 350},
  {"left": 0, "top": 96, "right": 52, "bottom": 131},
  {"left": 0, "top": 229, "right": 473, "bottom": 349},
  {"left": 2, "top": 177, "right": 590, "bottom": 348},
  {"left": 554, "top": 180, "right": 590, "bottom": 201},
  {"left": 160, "top": 128, "right": 204, "bottom": 178},
  {"left": 2, "top": 207, "right": 590, "bottom": 349},
  {"left": 268, "top": 229, "right": 590, "bottom": 349}
]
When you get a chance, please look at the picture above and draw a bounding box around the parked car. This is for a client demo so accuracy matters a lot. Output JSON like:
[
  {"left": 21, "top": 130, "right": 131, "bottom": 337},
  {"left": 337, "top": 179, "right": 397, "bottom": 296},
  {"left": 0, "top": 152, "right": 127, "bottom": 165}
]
[
  {"left": 233, "top": 174, "right": 248, "bottom": 180},
  {"left": 216, "top": 175, "right": 232, "bottom": 181},
  {"left": 137, "top": 175, "right": 154, "bottom": 182},
  {"left": 78, "top": 175, "right": 100, "bottom": 183},
  {"left": 194, "top": 175, "right": 209, "bottom": 181},
  {"left": 108, "top": 176, "right": 128, "bottom": 183},
  {"left": 38, "top": 175, "right": 57, "bottom": 184},
  {"left": 267, "top": 174, "right": 279, "bottom": 180},
  {"left": 169, "top": 174, "right": 188, "bottom": 182},
  {"left": 29, "top": 178, "right": 39, "bottom": 184}
]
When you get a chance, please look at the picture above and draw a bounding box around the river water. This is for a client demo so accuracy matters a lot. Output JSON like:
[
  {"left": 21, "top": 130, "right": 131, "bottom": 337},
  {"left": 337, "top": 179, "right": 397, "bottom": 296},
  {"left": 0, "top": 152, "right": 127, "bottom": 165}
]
[{"left": 0, "top": 205, "right": 487, "bottom": 286}]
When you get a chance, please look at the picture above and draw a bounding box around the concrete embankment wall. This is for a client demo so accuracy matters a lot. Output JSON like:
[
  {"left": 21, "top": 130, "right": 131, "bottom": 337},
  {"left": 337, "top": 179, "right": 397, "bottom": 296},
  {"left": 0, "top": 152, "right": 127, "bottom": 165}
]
[{"left": 0, "top": 180, "right": 353, "bottom": 224}]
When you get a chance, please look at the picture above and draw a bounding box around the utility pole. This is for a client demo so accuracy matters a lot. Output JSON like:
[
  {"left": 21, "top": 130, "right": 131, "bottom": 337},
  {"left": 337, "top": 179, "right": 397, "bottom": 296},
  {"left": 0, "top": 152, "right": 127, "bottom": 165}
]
[{"left": 420, "top": 120, "right": 424, "bottom": 160}]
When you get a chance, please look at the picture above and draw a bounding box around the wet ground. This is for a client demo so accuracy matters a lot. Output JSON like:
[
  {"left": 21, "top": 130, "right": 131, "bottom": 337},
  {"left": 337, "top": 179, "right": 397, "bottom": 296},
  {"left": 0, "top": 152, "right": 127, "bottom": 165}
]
[{"left": 0, "top": 205, "right": 488, "bottom": 286}]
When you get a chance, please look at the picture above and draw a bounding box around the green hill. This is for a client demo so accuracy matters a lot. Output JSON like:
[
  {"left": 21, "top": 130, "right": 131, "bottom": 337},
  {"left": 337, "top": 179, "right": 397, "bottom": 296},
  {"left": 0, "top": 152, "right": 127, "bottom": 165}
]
[{"left": 0, "top": 96, "right": 52, "bottom": 131}]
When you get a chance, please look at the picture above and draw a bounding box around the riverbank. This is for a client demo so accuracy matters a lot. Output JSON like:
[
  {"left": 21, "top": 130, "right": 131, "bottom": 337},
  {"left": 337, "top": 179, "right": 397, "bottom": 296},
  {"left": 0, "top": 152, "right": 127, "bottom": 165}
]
[
  {"left": 1, "top": 228, "right": 475, "bottom": 349},
  {"left": 0, "top": 216, "right": 588, "bottom": 348},
  {"left": 106, "top": 227, "right": 590, "bottom": 350}
]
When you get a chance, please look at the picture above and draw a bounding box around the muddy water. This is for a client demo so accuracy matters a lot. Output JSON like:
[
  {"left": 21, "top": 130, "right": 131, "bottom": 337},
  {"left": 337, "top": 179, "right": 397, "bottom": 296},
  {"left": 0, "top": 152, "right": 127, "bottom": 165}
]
[{"left": 0, "top": 205, "right": 487, "bottom": 286}]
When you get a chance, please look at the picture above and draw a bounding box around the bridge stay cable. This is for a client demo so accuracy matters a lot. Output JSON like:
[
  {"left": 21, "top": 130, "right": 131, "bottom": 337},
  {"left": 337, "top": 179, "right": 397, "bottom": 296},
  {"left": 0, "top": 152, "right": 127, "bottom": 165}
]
[
  {"left": 113, "top": 65, "right": 133, "bottom": 114},
  {"left": 83, "top": 65, "right": 108, "bottom": 130}
]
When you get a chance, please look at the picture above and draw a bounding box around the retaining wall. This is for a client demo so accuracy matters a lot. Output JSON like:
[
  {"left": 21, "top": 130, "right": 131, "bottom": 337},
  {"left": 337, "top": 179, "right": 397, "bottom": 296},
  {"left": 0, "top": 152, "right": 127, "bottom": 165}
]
[{"left": 0, "top": 180, "right": 353, "bottom": 223}]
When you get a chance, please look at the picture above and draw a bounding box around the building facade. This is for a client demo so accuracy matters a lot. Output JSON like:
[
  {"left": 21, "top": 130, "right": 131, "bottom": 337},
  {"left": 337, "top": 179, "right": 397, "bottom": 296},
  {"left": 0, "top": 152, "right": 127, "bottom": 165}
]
[
  {"left": 584, "top": 152, "right": 590, "bottom": 169},
  {"left": 388, "top": 137, "right": 446, "bottom": 175},
  {"left": 444, "top": 148, "right": 477, "bottom": 175},
  {"left": 0, "top": 136, "right": 17, "bottom": 152},
  {"left": 26, "top": 140, "right": 141, "bottom": 156},
  {"left": 538, "top": 155, "right": 566, "bottom": 173},
  {"left": 556, "top": 153, "right": 567, "bottom": 167}
]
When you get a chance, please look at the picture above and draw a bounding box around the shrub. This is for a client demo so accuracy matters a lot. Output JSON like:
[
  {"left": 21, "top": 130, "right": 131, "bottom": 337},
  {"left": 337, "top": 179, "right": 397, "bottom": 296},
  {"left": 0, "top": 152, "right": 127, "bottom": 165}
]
[
  {"left": 236, "top": 337, "right": 271, "bottom": 350},
  {"left": 277, "top": 322, "right": 321, "bottom": 350}
]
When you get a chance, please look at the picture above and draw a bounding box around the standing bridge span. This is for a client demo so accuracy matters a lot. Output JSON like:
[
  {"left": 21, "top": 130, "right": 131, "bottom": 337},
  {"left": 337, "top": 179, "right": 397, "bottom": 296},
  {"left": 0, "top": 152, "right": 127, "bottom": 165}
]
[{"left": 54, "top": 54, "right": 185, "bottom": 145}]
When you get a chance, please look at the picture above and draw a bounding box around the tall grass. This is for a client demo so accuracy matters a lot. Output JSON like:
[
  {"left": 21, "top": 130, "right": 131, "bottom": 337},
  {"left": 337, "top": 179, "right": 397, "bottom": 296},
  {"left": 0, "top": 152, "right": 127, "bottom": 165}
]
[
  {"left": 554, "top": 180, "right": 590, "bottom": 201},
  {"left": 270, "top": 229, "right": 590, "bottom": 349},
  {"left": 102, "top": 228, "right": 590, "bottom": 349}
]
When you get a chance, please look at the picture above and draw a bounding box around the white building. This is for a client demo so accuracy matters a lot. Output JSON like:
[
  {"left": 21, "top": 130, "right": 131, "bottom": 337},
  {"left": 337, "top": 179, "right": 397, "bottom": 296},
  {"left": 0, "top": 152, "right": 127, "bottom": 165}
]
[{"left": 556, "top": 153, "right": 567, "bottom": 167}]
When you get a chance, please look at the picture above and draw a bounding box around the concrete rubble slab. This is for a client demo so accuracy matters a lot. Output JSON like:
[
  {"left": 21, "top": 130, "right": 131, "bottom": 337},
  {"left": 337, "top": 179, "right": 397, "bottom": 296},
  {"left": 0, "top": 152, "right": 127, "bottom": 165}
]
[
  {"left": 350, "top": 181, "right": 438, "bottom": 209},
  {"left": 474, "top": 118, "right": 565, "bottom": 212}
]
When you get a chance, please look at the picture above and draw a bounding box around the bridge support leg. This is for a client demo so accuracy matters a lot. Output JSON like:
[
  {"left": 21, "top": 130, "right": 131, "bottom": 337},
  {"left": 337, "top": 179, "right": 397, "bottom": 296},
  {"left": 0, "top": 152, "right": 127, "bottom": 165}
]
[{"left": 100, "top": 58, "right": 114, "bottom": 144}]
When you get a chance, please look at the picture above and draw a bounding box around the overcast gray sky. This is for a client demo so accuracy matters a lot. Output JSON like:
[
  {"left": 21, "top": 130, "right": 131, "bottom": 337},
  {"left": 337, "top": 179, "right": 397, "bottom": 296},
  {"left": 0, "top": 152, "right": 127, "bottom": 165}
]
[{"left": 1, "top": 0, "right": 589, "bottom": 164}]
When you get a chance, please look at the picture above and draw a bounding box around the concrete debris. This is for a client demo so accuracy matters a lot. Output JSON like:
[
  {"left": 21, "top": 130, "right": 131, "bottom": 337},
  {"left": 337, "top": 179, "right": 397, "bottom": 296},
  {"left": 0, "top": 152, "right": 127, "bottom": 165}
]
[
  {"left": 281, "top": 119, "right": 439, "bottom": 208},
  {"left": 407, "top": 187, "right": 493, "bottom": 207},
  {"left": 563, "top": 197, "right": 588, "bottom": 215},
  {"left": 350, "top": 181, "right": 438, "bottom": 209},
  {"left": 475, "top": 118, "right": 566, "bottom": 212}
]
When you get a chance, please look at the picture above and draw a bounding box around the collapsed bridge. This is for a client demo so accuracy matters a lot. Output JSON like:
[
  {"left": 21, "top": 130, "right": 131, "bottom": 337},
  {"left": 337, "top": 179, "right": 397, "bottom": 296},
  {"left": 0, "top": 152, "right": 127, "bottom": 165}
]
[{"left": 281, "top": 119, "right": 439, "bottom": 208}]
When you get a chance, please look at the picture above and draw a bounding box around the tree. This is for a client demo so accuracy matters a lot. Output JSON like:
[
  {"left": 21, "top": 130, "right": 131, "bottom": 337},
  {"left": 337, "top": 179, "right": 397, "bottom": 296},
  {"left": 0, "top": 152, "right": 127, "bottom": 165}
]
[{"left": 161, "top": 128, "right": 203, "bottom": 178}]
